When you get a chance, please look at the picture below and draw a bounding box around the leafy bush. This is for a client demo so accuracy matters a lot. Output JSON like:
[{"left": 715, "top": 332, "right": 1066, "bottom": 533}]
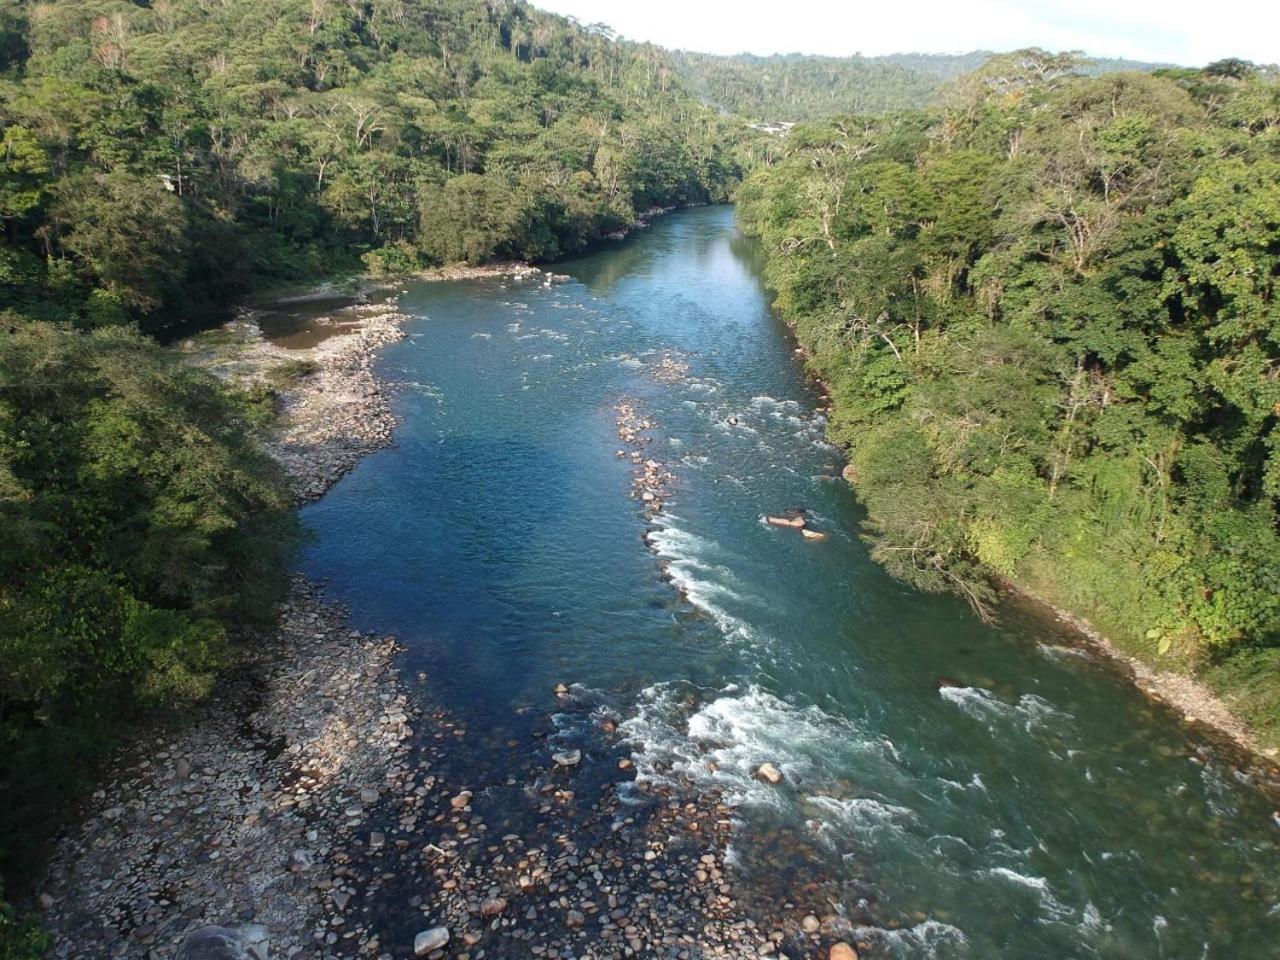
[{"left": 0, "top": 321, "right": 300, "bottom": 881}]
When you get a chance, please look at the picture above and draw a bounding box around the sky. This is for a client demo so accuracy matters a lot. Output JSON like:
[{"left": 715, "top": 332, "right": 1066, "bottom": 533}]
[{"left": 533, "top": 0, "right": 1279, "bottom": 67}]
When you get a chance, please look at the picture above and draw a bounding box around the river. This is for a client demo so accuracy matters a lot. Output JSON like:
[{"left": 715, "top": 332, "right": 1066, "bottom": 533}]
[{"left": 293, "top": 206, "right": 1279, "bottom": 959}]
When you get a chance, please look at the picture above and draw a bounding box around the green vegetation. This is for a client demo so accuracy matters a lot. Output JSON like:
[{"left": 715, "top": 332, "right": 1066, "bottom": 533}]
[
  {"left": 0, "top": 0, "right": 747, "bottom": 335},
  {"left": 738, "top": 52, "right": 1280, "bottom": 742},
  {"left": 0, "top": 879, "right": 48, "bottom": 960},
  {"left": 0, "top": 322, "right": 300, "bottom": 887},
  {"left": 671, "top": 50, "right": 1167, "bottom": 123}
]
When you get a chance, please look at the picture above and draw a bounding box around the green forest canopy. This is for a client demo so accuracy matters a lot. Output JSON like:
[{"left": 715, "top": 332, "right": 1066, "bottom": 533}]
[
  {"left": 669, "top": 49, "right": 1171, "bottom": 123},
  {"left": 737, "top": 51, "right": 1280, "bottom": 739},
  {"left": 0, "top": 0, "right": 752, "bottom": 334}
]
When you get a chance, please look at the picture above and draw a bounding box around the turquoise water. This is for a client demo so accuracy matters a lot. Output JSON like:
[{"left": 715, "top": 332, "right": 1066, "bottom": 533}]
[{"left": 300, "top": 207, "right": 1280, "bottom": 959}]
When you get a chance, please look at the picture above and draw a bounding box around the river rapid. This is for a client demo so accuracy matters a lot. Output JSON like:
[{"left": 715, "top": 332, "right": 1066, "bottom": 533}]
[{"left": 293, "top": 207, "right": 1280, "bottom": 959}]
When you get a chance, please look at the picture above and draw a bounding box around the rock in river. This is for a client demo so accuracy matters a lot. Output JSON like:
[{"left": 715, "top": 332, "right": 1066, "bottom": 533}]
[
  {"left": 414, "top": 927, "right": 450, "bottom": 955},
  {"left": 176, "top": 925, "right": 269, "bottom": 960},
  {"left": 830, "top": 942, "right": 859, "bottom": 960},
  {"left": 553, "top": 748, "right": 582, "bottom": 767},
  {"left": 756, "top": 762, "right": 784, "bottom": 785}
]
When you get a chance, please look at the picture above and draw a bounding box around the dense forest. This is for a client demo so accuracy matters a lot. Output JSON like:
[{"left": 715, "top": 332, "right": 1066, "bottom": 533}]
[
  {"left": 738, "top": 52, "right": 1280, "bottom": 739},
  {"left": 0, "top": 0, "right": 750, "bottom": 912},
  {"left": 0, "top": 0, "right": 749, "bottom": 335},
  {"left": 671, "top": 50, "right": 1167, "bottom": 123}
]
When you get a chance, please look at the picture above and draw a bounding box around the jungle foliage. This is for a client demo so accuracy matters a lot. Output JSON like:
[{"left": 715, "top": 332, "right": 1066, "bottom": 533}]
[
  {"left": 0, "top": 0, "right": 749, "bottom": 334},
  {"left": 737, "top": 52, "right": 1280, "bottom": 738},
  {"left": 0, "top": 321, "right": 300, "bottom": 886},
  {"left": 671, "top": 49, "right": 1167, "bottom": 123}
]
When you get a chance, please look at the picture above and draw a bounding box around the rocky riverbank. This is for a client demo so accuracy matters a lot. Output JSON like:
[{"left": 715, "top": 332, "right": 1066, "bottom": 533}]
[
  {"left": 267, "top": 304, "right": 407, "bottom": 502},
  {"left": 1008, "top": 584, "right": 1280, "bottom": 777},
  {"left": 38, "top": 292, "right": 871, "bottom": 960},
  {"left": 39, "top": 578, "right": 416, "bottom": 959}
]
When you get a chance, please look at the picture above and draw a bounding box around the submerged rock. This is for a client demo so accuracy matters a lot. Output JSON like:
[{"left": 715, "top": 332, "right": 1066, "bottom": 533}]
[
  {"left": 830, "top": 942, "right": 859, "bottom": 960},
  {"left": 176, "top": 925, "right": 269, "bottom": 960}
]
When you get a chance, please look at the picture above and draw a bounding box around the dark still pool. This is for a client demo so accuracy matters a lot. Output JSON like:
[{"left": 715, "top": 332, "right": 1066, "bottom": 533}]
[{"left": 299, "top": 207, "right": 1280, "bottom": 959}]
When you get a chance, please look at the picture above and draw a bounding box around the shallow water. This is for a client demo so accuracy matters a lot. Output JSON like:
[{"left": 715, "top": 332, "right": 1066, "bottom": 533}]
[
  {"left": 301, "top": 207, "right": 1280, "bottom": 959},
  {"left": 255, "top": 294, "right": 370, "bottom": 349}
]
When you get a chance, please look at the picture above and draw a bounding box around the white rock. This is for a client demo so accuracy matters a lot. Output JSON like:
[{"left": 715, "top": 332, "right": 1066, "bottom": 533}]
[
  {"left": 414, "top": 927, "right": 449, "bottom": 955},
  {"left": 553, "top": 749, "right": 582, "bottom": 768}
]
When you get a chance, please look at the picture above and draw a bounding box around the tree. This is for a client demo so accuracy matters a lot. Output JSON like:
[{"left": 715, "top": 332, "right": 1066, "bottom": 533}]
[{"left": 46, "top": 170, "right": 189, "bottom": 317}]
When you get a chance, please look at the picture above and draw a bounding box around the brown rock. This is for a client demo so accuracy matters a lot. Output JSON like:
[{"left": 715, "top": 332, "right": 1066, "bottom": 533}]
[{"left": 755, "top": 763, "right": 784, "bottom": 785}]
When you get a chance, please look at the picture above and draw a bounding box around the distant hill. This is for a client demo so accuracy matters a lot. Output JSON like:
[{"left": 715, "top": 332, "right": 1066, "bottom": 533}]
[{"left": 671, "top": 50, "right": 1170, "bottom": 122}]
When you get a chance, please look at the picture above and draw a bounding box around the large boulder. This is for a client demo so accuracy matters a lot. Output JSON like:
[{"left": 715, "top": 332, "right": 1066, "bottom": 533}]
[{"left": 176, "top": 925, "right": 270, "bottom": 960}]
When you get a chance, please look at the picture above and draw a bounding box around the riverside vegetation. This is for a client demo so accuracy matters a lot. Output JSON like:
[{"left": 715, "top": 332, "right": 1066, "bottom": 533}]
[{"left": 736, "top": 52, "right": 1280, "bottom": 744}]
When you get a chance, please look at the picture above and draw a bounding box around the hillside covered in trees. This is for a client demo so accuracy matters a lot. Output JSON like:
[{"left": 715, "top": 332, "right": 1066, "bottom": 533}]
[
  {"left": 670, "top": 49, "right": 1168, "bottom": 123},
  {"left": 738, "top": 53, "right": 1280, "bottom": 737},
  {"left": 0, "top": 0, "right": 748, "bottom": 334}
]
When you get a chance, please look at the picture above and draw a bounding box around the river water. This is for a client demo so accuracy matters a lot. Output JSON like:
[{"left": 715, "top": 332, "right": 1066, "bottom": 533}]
[{"left": 297, "top": 207, "right": 1279, "bottom": 959}]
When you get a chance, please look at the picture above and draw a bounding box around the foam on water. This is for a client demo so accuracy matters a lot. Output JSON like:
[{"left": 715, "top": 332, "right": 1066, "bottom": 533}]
[
  {"left": 986, "top": 867, "right": 1075, "bottom": 922},
  {"left": 847, "top": 920, "right": 969, "bottom": 959},
  {"left": 622, "top": 682, "right": 906, "bottom": 830},
  {"left": 939, "top": 685, "right": 1074, "bottom": 737},
  {"left": 807, "top": 794, "right": 917, "bottom": 843},
  {"left": 647, "top": 522, "right": 763, "bottom": 647}
]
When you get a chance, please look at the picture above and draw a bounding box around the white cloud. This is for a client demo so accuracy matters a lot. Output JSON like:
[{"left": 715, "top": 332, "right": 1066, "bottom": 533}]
[{"left": 534, "top": 0, "right": 1279, "bottom": 66}]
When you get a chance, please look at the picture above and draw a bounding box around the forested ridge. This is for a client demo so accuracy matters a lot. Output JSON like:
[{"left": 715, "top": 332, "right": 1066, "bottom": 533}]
[
  {"left": 0, "top": 0, "right": 750, "bottom": 919},
  {"left": 737, "top": 52, "right": 1280, "bottom": 740},
  {"left": 670, "top": 50, "right": 1168, "bottom": 123}
]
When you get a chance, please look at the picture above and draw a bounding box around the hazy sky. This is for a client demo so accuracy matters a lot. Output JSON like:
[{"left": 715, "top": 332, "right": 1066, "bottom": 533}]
[{"left": 533, "top": 0, "right": 1279, "bottom": 67}]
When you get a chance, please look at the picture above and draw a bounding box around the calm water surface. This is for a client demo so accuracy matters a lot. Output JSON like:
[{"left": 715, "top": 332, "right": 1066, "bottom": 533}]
[{"left": 298, "top": 207, "right": 1280, "bottom": 959}]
